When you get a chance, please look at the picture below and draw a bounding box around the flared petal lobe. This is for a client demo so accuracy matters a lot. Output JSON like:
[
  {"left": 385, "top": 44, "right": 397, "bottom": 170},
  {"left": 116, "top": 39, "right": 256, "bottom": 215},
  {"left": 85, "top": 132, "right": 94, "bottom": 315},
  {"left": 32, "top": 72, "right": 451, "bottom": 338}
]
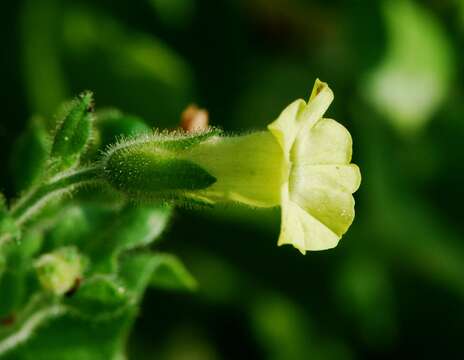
[
  {"left": 269, "top": 80, "right": 361, "bottom": 253},
  {"left": 268, "top": 79, "right": 334, "bottom": 160}
]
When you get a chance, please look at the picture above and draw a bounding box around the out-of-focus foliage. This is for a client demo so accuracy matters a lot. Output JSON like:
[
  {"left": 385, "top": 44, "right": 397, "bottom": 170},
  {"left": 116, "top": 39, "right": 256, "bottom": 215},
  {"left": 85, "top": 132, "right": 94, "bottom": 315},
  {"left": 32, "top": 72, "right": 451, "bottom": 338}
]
[
  {"left": 1, "top": 0, "right": 464, "bottom": 359},
  {"left": 150, "top": 0, "right": 195, "bottom": 28},
  {"left": 364, "top": 0, "right": 454, "bottom": 134},
  {"left": 9, "top": 117, "right": 50, "bottom": 192},
  {"left": 149, "top": 254, "right": 198, "bottom": 292}
]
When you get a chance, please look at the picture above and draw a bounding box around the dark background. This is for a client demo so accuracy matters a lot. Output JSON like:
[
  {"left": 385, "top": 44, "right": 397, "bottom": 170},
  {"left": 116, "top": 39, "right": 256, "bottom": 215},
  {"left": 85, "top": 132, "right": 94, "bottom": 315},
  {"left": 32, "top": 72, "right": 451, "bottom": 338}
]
[{"left": 1, "top": 0, "right": 464, "bottom": 358}]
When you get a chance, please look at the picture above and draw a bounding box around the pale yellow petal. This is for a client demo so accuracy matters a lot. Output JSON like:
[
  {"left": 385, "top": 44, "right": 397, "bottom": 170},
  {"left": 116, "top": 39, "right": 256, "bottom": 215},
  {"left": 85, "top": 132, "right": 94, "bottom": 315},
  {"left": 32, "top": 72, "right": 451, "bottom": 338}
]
[
  {"left": 268, "top": 79, "right": 334, "bottom": 159},
  {"left": 278, "top": 200, "right": 340, "bottom": 253},
  {"left": 291, "top": 188, "right": 355, "bottom": 238},
  {"left": 267, "top": 99, "right": 306, "bottom": 157},
  {"left": 309, "top": 78, "right": 330, "bottom": 101},
  {"left": 296, "top": 79, "right": 334, "bottom": 131},
  {"left": 293, "top": 164, "right": 361, "bottom": 194},
  {"left": 278, "top": 197, "right": 306, "bottom": 254},
  {"left": 292, "top": 118, "right": 353, "bottom": 166},
  {"left": 289, "top": 164, "right": 359, "bottom": 238}
]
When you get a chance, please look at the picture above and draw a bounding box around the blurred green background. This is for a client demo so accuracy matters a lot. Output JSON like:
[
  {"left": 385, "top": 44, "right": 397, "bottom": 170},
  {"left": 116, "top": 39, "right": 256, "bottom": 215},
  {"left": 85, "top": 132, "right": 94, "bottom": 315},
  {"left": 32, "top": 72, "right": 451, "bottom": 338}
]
[{"left": 1, "top": 0, "right": 464, "bottom": 358}]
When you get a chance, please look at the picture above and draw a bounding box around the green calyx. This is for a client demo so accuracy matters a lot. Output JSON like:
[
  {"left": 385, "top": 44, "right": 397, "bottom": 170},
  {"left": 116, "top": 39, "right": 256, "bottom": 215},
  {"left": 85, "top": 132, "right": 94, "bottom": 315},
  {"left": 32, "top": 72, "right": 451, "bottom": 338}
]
[
  {"left": 102, "top": 130, "right": 219, "bottom": 200},
  {"left": 51, "top": 91, "right": 94, "bottom": 168}
]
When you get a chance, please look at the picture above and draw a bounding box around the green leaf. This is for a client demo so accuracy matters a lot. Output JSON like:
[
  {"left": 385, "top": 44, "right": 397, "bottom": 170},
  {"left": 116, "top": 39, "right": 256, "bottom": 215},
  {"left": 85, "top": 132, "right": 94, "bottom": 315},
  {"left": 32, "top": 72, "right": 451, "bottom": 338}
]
[
  {"left": 65, "top": 275, "right": 130, "bottom": 320},
  {"left": 364, "top": 0, "right": 454, "bottom": 133},
  {"left": 88, "top": 205, "right": 172, "bottom": 274},
  {"left": 82, "top": 110, "right": 151, "bottom": 163},
  {"left": 0, "top": 231, "right": 43, "bottom": 318},
  {"left": 0, "top": 293, "right": 65, "bottom": 357},
  {"left": 50, "top": 91, "right": 94, "bottom": 169},
  {"left": 9, "top": 117, "right": 50, "bottom": 192},
  {"left": 95, "top": 110, "right": 151, "bottom": 148},
  {"left": 43, "top": 205, "right": 113, "bottom": 251},
  {"left": 0, "top": 254, "right": 162, "bottom": 359},
  {"left": 0, "top": 254, "right": 161, "bottom": 359},
  {"left": 2, "top": 307, "right": 135, "bottom": 360},
  {"left": 0, "top": 214, "right": 20, "bottom": 246},
  {"left": 149, "top": 253, "right": 197, "bottom": 292},
  {"left": 0, "top": 195, "right": 15, "bottom": 242},
  {"left": 119, "top": 252, "right": 161, "bottom": 298},
  {"left": 109, "top": 206, "right": 172, "bottom": 253}
]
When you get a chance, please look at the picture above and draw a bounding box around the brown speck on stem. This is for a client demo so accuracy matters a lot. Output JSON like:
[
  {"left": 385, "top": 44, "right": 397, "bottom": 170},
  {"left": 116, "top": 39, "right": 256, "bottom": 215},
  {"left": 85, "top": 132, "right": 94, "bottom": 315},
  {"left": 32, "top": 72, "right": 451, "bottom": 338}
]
[
  {"left": 180, "top": 104, "right": 209, "bottom": 133},
  {"left": 1, "top": 314, "right": 16, "bottom": 326},
  {"left": 64, "top": 277, "right": 82, "bottom": 297}
]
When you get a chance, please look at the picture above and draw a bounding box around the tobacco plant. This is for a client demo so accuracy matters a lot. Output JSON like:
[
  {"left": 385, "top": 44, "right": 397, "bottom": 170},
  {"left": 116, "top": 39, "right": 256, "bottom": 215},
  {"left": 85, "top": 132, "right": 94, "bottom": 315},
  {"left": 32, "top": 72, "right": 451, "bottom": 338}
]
[{"left": 0, "top": 79, "right": 359, "bottom": 358}]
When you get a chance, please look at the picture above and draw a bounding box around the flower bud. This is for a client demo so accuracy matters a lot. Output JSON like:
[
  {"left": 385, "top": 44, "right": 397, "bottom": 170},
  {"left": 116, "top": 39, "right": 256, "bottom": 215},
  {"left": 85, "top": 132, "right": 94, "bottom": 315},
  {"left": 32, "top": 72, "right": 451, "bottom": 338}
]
[
  {"left": 51, "top": 91, "right": 94, "bottom": 168},
  {"left": 35, "top": 247, "right": 85, "bottom": 295},
  {"left": 180, "top": 104, "right": 209, "bottom": 132}
]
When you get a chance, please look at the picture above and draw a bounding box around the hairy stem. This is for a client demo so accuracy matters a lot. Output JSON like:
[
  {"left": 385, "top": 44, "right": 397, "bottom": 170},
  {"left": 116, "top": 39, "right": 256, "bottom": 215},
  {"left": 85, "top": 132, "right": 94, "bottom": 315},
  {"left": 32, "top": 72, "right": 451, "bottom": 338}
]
[
  {"left": 0, "top": 294, "right": 66, "bottom": 356},
  {"left": 0, "top": 166, "right": 102, "bottom": 246},
  {"left": 11, "top": 166, "right": 102, "bottom": 225}
]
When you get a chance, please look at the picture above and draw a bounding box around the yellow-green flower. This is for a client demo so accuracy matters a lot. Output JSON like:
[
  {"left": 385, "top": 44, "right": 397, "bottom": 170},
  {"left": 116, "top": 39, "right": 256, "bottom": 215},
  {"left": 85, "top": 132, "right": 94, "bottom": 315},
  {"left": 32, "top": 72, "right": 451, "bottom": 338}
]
[
  {"left": 267, "top": 79, "right": 361, "bottom": 253},
  {"left": 103, "top": 79, "right": 361, "bottom": 254}
]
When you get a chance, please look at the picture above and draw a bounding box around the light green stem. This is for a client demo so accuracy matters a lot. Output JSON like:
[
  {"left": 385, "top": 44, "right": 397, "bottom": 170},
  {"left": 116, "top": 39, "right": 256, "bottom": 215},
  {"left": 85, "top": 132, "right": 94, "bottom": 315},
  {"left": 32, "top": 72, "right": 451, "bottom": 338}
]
[
  {"left": 0, "top": 166, "right": 102, "bottom": 246},
  {"left": 0, "top": 293, "right": 66, "bottom": 356}
]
